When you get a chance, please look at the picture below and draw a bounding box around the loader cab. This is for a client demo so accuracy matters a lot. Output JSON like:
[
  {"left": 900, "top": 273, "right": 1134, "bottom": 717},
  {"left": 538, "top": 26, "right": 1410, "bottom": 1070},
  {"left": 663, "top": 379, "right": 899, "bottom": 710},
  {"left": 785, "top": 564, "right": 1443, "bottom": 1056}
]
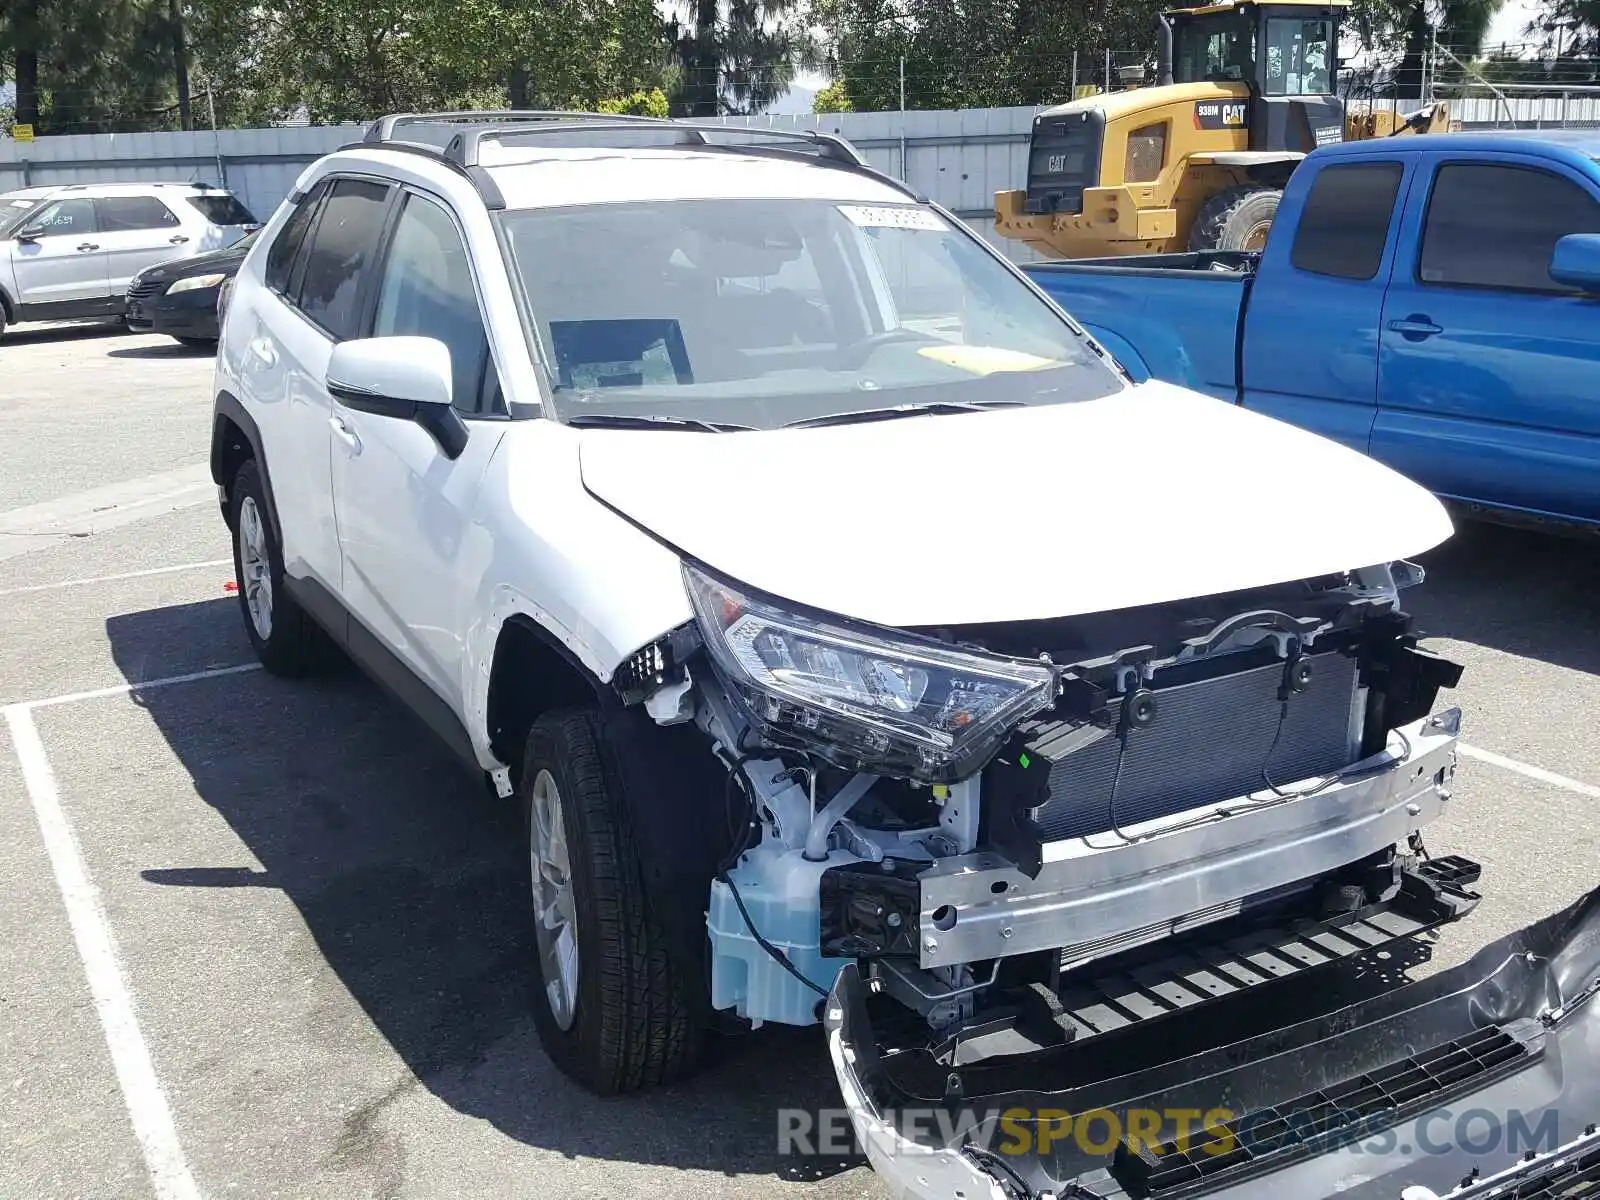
[{"left": 1167, "top": 0, "right": 1346, "bottom": 153}]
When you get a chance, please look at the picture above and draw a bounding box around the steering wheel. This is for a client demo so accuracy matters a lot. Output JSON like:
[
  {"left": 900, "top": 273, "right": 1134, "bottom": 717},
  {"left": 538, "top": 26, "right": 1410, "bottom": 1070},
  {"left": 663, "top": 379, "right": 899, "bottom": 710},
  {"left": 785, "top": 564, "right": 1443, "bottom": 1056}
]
[{"left": 830, "top": 327, "right": 933, "bottom": 370}]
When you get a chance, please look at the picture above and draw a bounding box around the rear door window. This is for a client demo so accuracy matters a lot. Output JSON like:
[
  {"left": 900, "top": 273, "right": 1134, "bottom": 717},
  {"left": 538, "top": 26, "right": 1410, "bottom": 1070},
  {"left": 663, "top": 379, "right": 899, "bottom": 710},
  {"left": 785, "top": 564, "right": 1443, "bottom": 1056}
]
[
  {"left": 1418, "top": 162, "right": 1600, "bottom": 293},
  {"left": 187, "top": 194, "right": 258, "bottom": 227},
  {"left": 292, "top": 178, "right": 391, "bottom": 339},
  {"left": 1290, "top": 161, "right": 1405, "bottom": 280},
  {"left": 97, "top": 195, "right": 183, "bottom": 232}
]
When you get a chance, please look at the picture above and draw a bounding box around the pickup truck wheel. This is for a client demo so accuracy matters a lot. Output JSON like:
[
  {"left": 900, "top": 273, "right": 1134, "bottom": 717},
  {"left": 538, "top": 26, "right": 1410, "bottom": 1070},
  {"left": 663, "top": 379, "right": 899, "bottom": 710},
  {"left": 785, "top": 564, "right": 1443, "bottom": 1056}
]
[
  {"left": 229, "top": 459, "right": 330, "bottom": 677},
  {"left": 521, "top": 709, "right": 706, "bottom": 1094},
  {"left": 1189, "top": 186, "right": 1282, "bottom": 253}
]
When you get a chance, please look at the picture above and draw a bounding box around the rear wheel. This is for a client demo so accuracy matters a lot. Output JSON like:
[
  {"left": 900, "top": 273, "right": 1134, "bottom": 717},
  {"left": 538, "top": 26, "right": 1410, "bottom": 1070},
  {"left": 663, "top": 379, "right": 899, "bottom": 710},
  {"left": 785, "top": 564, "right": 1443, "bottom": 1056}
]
[
  {"left": 229, "top": 459, "right": 330, "bottom": 676},
  {"left": 1189, "top": 186, "right": 1283, "bottom": 253},
  {"left": 521, "top": 709, "right": 708, "bottom": 1094}
]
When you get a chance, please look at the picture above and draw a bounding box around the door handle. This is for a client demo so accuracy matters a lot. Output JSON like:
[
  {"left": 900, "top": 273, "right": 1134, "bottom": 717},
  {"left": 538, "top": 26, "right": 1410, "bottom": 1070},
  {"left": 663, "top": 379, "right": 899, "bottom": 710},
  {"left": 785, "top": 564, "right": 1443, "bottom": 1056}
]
[
  {"left": 77, "top": 242, "right": 100, "bottom": 252},
  {"left": 169, "top": 235, "right": 190, "bottom": 245},
  {"left": 1387, "top": 316, "right": 1444, "bottom": 340},
  {"left": 329, "top": 416, "right": 363, "bottom": 455}
]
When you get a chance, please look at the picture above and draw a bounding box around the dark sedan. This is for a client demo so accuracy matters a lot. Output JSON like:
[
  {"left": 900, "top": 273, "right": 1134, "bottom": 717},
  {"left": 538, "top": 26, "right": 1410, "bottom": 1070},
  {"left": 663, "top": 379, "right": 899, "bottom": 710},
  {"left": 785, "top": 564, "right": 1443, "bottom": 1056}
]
[{"left": 125, "top": 230, "right": 257, "bottom": 347}]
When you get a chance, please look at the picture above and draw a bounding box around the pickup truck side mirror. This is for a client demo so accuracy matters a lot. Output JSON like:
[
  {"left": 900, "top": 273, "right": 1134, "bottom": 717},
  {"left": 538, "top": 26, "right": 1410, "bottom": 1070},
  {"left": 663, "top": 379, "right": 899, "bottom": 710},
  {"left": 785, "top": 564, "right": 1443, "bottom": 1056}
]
[
  {"left": 1549, "top": 234, "right": 1600, "bottom": 293},
  {"left": 326, "top": 335, "right": 469, "bottom": 459}
]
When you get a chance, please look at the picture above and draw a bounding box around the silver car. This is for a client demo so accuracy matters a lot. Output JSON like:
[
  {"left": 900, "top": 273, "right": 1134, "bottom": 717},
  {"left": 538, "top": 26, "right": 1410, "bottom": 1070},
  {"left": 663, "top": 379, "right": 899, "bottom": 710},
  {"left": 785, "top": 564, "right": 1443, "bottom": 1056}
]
[{"left": 0, "top": 181, "right": 258, "bottom": 338}]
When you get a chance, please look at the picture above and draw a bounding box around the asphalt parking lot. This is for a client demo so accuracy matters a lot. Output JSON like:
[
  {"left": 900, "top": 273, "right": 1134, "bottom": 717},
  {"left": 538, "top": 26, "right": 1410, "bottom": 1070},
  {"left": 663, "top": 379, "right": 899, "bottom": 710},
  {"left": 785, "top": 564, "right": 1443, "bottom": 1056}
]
[{"left": 2, "top": 323, "right": 1598, "bottom": 1200}]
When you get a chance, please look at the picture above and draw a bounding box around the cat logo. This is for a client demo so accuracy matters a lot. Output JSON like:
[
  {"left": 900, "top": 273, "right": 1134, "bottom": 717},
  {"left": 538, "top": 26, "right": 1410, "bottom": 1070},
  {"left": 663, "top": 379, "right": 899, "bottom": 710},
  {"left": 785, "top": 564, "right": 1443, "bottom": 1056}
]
[
  {"left": 1047, "top": 154, "right": 1067, "bottom": 173},
  {"left": 1193, "top": 101, "right": 1249, "bottom": 130}
]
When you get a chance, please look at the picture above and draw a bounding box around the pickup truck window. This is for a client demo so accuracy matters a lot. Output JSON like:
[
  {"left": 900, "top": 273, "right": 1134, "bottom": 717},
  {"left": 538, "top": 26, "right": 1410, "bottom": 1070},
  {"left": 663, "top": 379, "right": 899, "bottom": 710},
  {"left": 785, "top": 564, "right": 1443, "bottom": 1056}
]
[
  {"left": 502, "top": 198, "right": 1122, "bottom": 429},
  {"left": 1290, "top": 162, "right": 1404, "bottom": 281},
  {"left": 1419, "top": 162, "right": 1600, "bottom": 294}
]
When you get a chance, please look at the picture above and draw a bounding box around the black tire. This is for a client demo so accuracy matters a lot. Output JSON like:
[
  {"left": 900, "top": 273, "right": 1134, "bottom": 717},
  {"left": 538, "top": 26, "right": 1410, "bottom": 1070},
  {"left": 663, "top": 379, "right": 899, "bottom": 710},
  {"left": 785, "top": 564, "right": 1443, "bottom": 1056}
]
[
  {"left": 228, "top": 458, "right": 329, "bottom": 676},
  {"left": 174, "top": 335, "right": 218, "bottom": 350},
  {"left": 1189, "top": 185, "right": 1283, "bottom": 252},
  {"left": 521, "top": 709, "right": 707, "bottom": 1094}
]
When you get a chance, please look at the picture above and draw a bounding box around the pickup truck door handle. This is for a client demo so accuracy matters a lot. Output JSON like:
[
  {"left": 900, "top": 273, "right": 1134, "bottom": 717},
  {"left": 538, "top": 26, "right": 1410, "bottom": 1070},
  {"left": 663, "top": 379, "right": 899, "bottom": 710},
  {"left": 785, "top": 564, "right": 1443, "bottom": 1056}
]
[
  {"left": 1387, "top": 316, "right": 1444, "bottom": 340},
  {"left": 168, "top": 234, "right": 190, "bottom": 245},
  {"left": 77, "top": 242, "right": 100, "bottom": 252},
  {"left": 329, "top": 416, "right": 363, "bottom": 455}
]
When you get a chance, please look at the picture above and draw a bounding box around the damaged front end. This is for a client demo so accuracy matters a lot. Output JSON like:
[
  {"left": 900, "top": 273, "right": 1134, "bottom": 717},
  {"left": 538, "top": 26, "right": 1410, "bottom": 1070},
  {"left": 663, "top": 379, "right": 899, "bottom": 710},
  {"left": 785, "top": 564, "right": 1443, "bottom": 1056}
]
[{"left": 622, "top": 556, "right": 1481, "bottom": 1195}]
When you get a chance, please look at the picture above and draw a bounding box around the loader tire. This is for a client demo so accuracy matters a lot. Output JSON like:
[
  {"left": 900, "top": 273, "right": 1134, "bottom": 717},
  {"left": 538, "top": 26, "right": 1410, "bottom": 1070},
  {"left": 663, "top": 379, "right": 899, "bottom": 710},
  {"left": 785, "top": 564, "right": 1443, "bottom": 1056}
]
[
  {"left": 520, "top": 708, "right": 708, "bottom": 1094},
  {"left": 1189, "top": 185, "right": 1283, "bottom": 253}
]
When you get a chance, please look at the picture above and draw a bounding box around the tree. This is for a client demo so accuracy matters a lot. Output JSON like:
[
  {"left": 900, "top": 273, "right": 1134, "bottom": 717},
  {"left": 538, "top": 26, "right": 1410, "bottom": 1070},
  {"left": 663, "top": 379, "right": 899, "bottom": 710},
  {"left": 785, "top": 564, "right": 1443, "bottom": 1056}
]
[
  {"left": 810, "top": 0, "right": 1163, "bottom": 112},
  {"left": 665, "top": 0, "right": 815, "bottom": 115}
]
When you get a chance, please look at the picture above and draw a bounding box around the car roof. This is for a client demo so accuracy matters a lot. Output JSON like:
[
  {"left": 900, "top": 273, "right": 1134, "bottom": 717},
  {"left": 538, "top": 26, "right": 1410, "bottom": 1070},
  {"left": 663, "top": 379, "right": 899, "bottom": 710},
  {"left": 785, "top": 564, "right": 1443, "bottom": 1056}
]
[
  {"left": 1315, "top": 129, "right": 1600, "bottom": 162},
  {"left": 478, "top": 146, "right": 916, "bottom": 211},
  {"left": 0, "top": 181, "right": 232, "bottom": 200}
]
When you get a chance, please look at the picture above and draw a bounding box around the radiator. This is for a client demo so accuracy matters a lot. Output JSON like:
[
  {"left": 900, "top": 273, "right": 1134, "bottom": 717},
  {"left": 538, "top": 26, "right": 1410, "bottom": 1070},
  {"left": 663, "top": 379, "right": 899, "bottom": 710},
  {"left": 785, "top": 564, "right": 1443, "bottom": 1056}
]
[{"left": 1022, "top": 650, "right": 1362, "bottom": 843}]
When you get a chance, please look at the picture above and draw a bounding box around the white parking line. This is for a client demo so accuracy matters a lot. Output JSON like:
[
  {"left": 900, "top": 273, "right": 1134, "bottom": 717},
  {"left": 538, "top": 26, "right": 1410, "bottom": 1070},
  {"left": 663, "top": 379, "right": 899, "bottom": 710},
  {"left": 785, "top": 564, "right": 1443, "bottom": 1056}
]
[
  {"left": 1459, "top": 742, "right": 1600, "bottom": 800},
  {"left": 0, "top": 559, "right": 233, "bottom": 598},
  {"left": 2, "top": 702, "right": 203, "bottom": 1200}
]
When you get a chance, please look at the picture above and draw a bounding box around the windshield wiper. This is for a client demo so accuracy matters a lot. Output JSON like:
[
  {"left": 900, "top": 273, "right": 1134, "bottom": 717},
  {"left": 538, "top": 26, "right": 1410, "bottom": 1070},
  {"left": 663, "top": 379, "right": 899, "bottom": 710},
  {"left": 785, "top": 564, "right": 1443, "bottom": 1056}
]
[
  {"left": 785, "top": 399, "right": 1026, "bottom": 429},
  {"left": 564, "top": 412, "right": 753, "bottom": 433}
]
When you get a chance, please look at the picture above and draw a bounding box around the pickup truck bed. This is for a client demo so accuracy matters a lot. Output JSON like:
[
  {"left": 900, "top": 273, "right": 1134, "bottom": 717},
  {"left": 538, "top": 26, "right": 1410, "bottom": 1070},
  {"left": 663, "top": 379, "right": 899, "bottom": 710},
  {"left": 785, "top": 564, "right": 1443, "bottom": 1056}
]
[
  {"left": 1025, "top": 251, "right": 1254, "bottom": 403},
  {"left": 1022, "top": 131, "right": 1600, "bottom": 532}
]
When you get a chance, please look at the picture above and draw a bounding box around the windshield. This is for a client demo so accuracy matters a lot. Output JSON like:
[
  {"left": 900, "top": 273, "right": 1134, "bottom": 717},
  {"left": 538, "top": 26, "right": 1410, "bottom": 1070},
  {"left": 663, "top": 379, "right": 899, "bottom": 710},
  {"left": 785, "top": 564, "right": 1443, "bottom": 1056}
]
[
  {"left": 1174, "top": 13, "right": 1255, "bottom": 84},
  {"left": 0, "top": 196, "right": 43, "bottom": 239},
  {"left": 500, "top": 198, "right": 1123, "bottom": 429}
]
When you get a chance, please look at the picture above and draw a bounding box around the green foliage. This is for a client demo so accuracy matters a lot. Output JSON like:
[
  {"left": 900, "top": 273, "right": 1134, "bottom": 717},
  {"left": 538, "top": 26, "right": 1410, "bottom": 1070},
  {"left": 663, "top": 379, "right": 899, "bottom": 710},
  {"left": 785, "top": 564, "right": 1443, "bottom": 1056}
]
[
  {"left": 813, "top": 79, "right": 854, "bottom": 112},
  {"left": 596, "top": 87, "right": 672, "bottom": 116},
  {"left": 666, "top": 0, "right": 817, "bottom": 116},
  {"left": 810, "top": 0, "right": 1164, "bottom": 112},
  {"left": 0, "top": 0, "right": 678, "bottom": 133}
]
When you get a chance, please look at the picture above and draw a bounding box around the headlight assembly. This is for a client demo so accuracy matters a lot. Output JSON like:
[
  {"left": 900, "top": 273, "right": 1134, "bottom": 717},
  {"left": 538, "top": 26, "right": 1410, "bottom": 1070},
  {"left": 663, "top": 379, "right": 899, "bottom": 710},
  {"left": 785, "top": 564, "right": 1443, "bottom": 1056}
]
[
  {"left": 684, "top": 563, "right": 1055, "bottom": 783},
  {"left": 167, "top": 273, "right": 227, "bottom": 294}
]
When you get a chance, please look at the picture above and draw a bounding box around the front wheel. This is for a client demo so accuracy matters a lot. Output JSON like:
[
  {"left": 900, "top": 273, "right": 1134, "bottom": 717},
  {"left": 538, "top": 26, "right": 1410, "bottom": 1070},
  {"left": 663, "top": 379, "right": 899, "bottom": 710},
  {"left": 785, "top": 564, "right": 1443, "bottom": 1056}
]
[
  {"left": 521, "top": 709, "right": 708, "bottom": 1094},
  {"left": 1189, "top": 186, "right": 1283, "bottom": 253}
]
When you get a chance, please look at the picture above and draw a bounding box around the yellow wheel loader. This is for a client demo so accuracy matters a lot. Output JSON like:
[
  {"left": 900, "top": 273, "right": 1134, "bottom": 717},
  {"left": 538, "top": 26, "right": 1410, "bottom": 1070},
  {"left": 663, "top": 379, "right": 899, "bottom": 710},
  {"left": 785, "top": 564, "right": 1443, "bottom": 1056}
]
[{"left": 994, "top": 0, "right": 1450, "bottom": 258}]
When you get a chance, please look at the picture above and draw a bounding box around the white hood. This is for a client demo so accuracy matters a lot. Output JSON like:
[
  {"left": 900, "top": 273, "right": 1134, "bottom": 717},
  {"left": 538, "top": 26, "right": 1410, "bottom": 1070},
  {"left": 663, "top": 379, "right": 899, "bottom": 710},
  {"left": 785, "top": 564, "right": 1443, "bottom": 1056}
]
[{"left": 578, "top": 381, "right": 1453, "bottom": 629}]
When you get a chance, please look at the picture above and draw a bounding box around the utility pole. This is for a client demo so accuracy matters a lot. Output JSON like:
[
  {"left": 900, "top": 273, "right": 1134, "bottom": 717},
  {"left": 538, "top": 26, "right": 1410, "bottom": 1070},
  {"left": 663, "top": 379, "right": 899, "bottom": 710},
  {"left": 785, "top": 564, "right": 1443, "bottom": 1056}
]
[{"left": 170, "top": 0, "right": 192, "bottom": 131}]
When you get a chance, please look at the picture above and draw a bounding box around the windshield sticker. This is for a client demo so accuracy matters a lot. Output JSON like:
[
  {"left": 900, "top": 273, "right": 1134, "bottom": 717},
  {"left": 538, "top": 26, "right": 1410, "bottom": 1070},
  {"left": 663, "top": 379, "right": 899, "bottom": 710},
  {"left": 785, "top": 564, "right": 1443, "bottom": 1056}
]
[
  {"left": 838, "top": 205, "right": 948, "bottom": 232},
  {"left": 918, "top": 345, "right": 1060, "bottom": 375}
]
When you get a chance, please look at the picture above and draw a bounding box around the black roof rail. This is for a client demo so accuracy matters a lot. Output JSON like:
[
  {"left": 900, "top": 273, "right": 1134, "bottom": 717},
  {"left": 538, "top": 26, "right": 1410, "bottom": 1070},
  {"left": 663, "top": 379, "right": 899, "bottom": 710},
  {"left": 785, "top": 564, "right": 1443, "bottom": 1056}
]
[{"left": 353, "top": 111, "right": 919, "bottom": 207}]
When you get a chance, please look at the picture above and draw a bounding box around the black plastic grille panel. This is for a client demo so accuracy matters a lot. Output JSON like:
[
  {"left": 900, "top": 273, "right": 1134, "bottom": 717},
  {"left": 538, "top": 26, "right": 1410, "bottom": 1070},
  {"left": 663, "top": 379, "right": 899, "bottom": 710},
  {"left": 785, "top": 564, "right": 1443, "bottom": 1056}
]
[
  {"left": 1032, "top": 651, "right": 1361, "bottom": 843},
  {"left": 1113, "top": 1021, "right": 1537, "bottom": 1198}
]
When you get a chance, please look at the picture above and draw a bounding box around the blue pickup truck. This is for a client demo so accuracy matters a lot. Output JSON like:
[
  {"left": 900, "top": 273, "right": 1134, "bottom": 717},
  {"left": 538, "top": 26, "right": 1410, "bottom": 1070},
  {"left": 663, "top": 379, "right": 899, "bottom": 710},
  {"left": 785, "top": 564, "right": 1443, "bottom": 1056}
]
[{"left": 1021, "top": 130, "right": 1600, "bottom": 531}]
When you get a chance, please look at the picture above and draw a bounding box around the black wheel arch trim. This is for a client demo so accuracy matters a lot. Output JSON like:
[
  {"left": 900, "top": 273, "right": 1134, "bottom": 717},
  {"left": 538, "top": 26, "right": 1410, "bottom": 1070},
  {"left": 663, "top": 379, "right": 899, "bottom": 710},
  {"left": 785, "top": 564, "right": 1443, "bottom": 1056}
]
[{"left": 211, "top": 391, "right": 280, "bottom": 527}]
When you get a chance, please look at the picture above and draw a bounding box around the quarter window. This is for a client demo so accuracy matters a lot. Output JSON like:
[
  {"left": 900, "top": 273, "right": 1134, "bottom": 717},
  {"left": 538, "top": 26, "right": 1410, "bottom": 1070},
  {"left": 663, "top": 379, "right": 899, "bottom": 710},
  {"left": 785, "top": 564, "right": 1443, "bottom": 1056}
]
[
  {"left": 264, "top": 183, "right": 326, "bottom": 294},
  {"left": 295, "top": 179, "right": 391, "bottom": 340},
  {"left": 1419, "top": 162, "right": 1600, "bottom": 293},
  {"left": 97, "top": 195, "right": 181, "bottom": 232},
  {"left": 371, "top": 194, "right": 498, "bottom": 413},
  {"left": 1290, "top": 162, "right": 1404, "bottom": 281}
]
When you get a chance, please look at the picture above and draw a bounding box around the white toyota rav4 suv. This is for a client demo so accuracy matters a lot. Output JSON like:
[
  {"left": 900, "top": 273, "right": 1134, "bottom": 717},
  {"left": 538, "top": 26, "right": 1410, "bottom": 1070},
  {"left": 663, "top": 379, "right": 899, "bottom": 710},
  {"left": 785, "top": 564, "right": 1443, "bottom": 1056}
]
[{"left": 212, "top": 112, "right": 1476, "bottom": 1200}]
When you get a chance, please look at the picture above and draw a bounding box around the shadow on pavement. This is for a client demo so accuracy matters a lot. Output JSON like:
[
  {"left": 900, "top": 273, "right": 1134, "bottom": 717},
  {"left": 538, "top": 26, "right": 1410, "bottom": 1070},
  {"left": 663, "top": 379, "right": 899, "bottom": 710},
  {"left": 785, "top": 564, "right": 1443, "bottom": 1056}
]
[
  {"left": 1408, "top": 518, "right": 1600, "bottom": 676},
  {"left": 106, "top": 597, "right": 861, "bottom": 1185},
  {"left": 107, "top": 341, "right": 215, "bottom": 360},
  {"left": 3, "top": 320, "right": 128, "bottom": 346}
]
